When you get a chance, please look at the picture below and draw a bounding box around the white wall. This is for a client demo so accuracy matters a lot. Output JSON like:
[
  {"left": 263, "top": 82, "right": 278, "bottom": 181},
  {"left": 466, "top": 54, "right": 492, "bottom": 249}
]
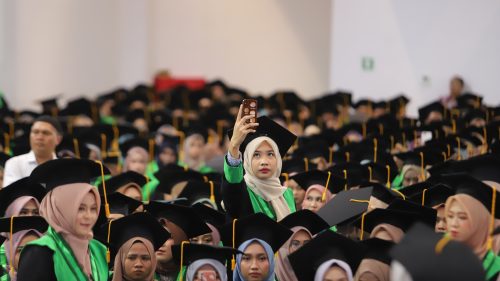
[
  {"left": 330, "top": 0, "right": 500, "bottom": 116},
  {"left": 0, "top": 0, "right": 331, "bottom": 110}
]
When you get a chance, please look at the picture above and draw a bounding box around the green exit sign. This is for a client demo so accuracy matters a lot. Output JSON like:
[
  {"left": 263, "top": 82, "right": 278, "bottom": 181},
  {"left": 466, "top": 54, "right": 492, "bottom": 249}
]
[{"left": 361, "top": 57, "right": 375, "bottom": 71}]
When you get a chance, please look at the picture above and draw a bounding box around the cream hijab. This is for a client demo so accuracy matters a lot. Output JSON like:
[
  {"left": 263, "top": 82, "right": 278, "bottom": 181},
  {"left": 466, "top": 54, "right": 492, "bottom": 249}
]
[
  {"left": 484, "top": 180, "right": 500, "bottom": 255},
  {"left": 112, "top": 238, "right": 157, "bottom": 281},
  {"left": 445, "top": 194, "right": 490, "bottom": 259},
  {"left": 40, "top": 183, "right": 101, "bottom": 278},
  {"left": 370, "top": 224, "right": 404, "bottom": 243},
  {"left": 5, "top": 196, "right": 40, "bottom": 217},
  {"left": 354, "top": 259, "right": 390, "bottom": 281},
  {"left": 243, "top": 136, "right": 291, "bottom": 220}
]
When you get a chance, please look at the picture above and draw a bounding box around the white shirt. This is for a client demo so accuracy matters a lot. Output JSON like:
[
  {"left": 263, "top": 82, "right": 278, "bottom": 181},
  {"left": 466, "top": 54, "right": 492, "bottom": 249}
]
[{"left": 2, "top": 150, "right": 56, "bottom": 187}]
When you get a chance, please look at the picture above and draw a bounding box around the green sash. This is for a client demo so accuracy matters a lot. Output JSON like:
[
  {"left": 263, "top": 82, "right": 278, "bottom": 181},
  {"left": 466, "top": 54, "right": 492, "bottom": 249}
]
[
  {"left": 25, "top": 227, "right": 108, "bottom": 281},
  {"left": 0, "top": 244, "right": 9, "bottom": 281},
  {"left": 483, "top": 250, "right": 500, "bottom": 281},
  {"left": 224, "top": 159, "right": 296, "bottom": 221}
]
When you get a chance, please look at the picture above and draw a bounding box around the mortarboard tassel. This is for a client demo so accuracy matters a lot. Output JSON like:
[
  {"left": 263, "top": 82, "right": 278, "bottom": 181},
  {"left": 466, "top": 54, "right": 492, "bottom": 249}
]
[
  {"left": 322, "top": 172, "right": 331, "bottom": 202},
  {"left": 209, "top": 181, "right": 216, "bottom": 203},
  {"left": 95, "top": 160, "right": 110, "bottom": 218}
]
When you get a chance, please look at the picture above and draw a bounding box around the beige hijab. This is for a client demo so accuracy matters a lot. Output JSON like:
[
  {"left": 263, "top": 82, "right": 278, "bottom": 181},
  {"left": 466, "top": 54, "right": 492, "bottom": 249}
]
[
  {"left": 243, "top": 136, "right": 291, "bottom": 220},
  {"left": 370, "top": 224, "right": 404, "bottom": 243},
  {"left": 445, "top": 194, "right": 490, "bottom": 259},
  {"left": 40, "top": 183, "right": 101, "bottom": 278},
  {"left": 354, "top": 259, "right": 390, "bottom": 281},
  {"left": 276, "top": 226, "right": 311, "bottom": 281},
  {"left": 112, "top": 238, "right": 156, "bottom": 281}
]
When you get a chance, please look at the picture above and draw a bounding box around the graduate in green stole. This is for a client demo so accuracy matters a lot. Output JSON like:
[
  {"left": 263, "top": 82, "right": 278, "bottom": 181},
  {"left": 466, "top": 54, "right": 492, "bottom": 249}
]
[
  {"left": 17, "top": 159, "right": 110, "bottom": 281},
  {"left": 222, "top": 111, "right": 297, "bottom": 221}
]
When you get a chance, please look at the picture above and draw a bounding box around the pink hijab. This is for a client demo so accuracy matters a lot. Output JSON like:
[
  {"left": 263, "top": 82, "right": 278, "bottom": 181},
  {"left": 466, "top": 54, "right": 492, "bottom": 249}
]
[
  {"left": 370, "top": 224, "right": 404, "bottom": 243},
  {"left": 4, "top": 229, "right": 43, "bottom": 281},
  {"left": 39, "top": 183, "right": 101, "bottom": 278},
  {"left": 301, "top": 184, "right": 332, "bottom": 211},
  {"left": 5, "top": 196, "right": 40, "bottom": 217},
  {"left": 112, "top": 237, "right": 157, "bottom": 281},
  {"left": 445, "top": 194, "right": 490, "bottom": 259},
  {"left": 276, "top": 226, "right": 312, "bottom": 281},
  {"left": 207, "top": 223, "right": 221, "bottom": 246}
]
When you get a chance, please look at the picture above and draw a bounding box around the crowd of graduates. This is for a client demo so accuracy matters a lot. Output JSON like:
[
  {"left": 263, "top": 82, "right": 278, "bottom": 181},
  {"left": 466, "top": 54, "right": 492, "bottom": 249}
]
[{"left": 1, "top": 75, "right": 500, "bottom": 280}]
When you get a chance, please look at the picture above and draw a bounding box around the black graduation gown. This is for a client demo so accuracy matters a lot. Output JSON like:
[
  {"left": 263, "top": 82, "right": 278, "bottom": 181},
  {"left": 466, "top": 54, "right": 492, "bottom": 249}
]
[{"left": 17, "top": 245, "right": 56, "bottom": 281}]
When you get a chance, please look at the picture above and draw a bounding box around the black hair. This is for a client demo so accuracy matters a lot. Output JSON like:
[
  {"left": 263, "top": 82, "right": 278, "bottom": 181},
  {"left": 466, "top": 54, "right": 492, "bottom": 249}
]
[{"left": 33, "top": 115, "right": 63, "bottom": 135}]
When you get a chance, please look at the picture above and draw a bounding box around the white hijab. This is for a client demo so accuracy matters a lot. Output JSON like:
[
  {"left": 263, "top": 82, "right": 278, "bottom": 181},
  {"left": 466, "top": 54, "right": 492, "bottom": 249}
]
[
  {"left": 314, "top": 259, "right": 354, "bottom": 281},
  {"left": 243, "top": 136, "right": 291, "bottom": 220}
]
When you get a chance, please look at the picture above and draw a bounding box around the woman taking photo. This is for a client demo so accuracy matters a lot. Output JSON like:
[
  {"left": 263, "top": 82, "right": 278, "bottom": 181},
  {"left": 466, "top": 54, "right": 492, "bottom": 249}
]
[
  {"left": 17, "top": 158, "right": 110, "bottom": 281},
  {"left": 222, "top": 105, "right": 297, "bottom": 221}
]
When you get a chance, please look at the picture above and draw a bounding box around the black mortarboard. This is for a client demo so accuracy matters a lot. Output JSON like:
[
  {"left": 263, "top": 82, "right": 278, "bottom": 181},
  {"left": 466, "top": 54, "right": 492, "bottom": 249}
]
[
  {"left": 327, "top": 162, "right": 365, "bottom": 188},
  {"left": 102, "top": 212, "right": 170, "bottom": 262},
  {"left": 227, "top": 116, "right": 297, "bottom": 158},
  {"left": 154, "top": 168, "right": 206, "bottom": 195},
  {"left": 438, "top": 173, "right": 500, "bottom": 218},
  {"left": 353, "top": 99, "right": 373, "bottom": 109},
  {"left": 390, "top": 223, "right": 486, "bottom": 281},
  {"left": 289, "top": 230, "right": 365, "bottom": 281},
  {"left": 144, "top": 201, "right": 211, "bottom": 238},
  {"left": 0, "top": 216, "right": 48, "bottom": 235},
  {"left": 0, "top": 177, "right": 47, "bottom": 216},
  {"left": 105, "top": 192, "right": 143, "bottom": 216},
  {"left": 408, "top": 184, "right": 454, "bottom": 208},
  {"left": 98, "top": 171, "right": 147, "bottom": 195},
  {"left": 317, "top": 187, "right": 373, "bottom": 227},
  {"left": 452, "top": 154, "right": 500, "bottom": 183},
  {"left": 456, "top": 92, "right": 483, "bottom": 109},
  {"left": 39, "top": 96, "right": 60, "bottom": 116},
  {"left": 192, "top": 202, "right": 227, "bottom": 227},
  {"left": 290, "top": 169, "right": 346, "bottom": 194},
  {"left": 373, "top": 101, "right": 388, "bottom": 110},
  {"left": 60, "top": 97, "right": 96, "bottom": 119},
  {"left": 279, "top": 209, "right": 329, "bottom": 235},
  {"left": 360, "top": 238, "right": 394, "bottom": 265},
  {"left": 389, "top": 95, "right": 410, "bottom": 114},
  {"left": 125, "top": 109, "right": 148, "bottom": 124},
  {"left": 399, "top": 181, "right": 433, "bottom": 198},
  {"left": 281, "top": 158, "right": 317, "bottom": 175},
  {"left": 30, "top": 158, "right": 110, "bottom": 191},
  {"left": 172, "top": 243, "right": 240, "bottom": 268},
  {"left": 220, "top": 213, "right": 293, "bottom": 253},
  {"left": 56, "top": 134, "right": 91, "bottom": 159},
  {"left": 0, "top": 152, "right": 10, "bottom": 167},
  {"left": 119, "top": 136, "right": 151, "bottom": 156},
  {"left": 360, "top": 182, "right": 401, "bottom": 205},
  {"left": 176, "top": 180, "right": 220, "bottom": 207},
  {"left": 387, "top": 199, "right": 437, "bottom": 226},
  {"left": 418, "top": 102, "right": 445, "bottom": 122}
]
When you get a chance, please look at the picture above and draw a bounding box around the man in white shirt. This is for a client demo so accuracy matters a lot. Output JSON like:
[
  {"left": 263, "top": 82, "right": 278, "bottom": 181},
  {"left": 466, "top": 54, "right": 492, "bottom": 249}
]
[{"left": 2, "top": 116, "right": 62, "bottom": 187}]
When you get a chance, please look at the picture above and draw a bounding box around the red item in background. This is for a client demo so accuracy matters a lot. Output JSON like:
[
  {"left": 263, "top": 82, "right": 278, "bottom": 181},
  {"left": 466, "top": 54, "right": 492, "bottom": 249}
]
[{"left": 154, "top": 75, "right": 206, "bottom": 93}]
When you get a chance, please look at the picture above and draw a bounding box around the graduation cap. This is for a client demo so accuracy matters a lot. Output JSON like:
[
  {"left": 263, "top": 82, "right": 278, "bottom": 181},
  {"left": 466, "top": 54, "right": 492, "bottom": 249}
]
[
  {"left": 327, "top": 162, "right": 365, "bottom": 188},
  {"left": 227, "top": 116, "right": 297, "bottom": 158},
  {"left": 60, "top": 97, "right": 97, "bottom": 120},
  {"left": 119, "top": 136, "right": 156, "bottom": 158},
  {"left": 360, "top": 182, "right": 402, "bottom": 205},
  {"left": 98, "top": 171, "right": 147, "bottom": 195},
  {"left": 176, "top": 180, "right": 220, "bottom": 208},
  {"left": 290, "top": 170, "right": 346, "bottom": 197},
  {"left": 154, "top": 168, "right": 206, "bottom": 195},
  {"left": 125, "top": 109, "right": 148, "bottom": 124},
  {"left": 389, "top": 95, "right": 410, "bottom": 115},
  {"left": 353, "top": 99, "right": 373, "bottom": 109},
  {"left": 418, "top": 102, "right": 445, "bottom": 122},
  {"left": 456, "top": 92, "right": 482, "bottom": 109},
  {"left": 0, "top": 152, "right": 10, "bottom": 167},
  {"left": 38, "top": 96, "right": 60, "bottom": 116},
  {"left": 281, "top": 158, "right": 317, "bottom": 175},
  {"left": 105, "top": 192, "right": 143, "bottom": 216},
  {"left": 30, "top": 158, "right": 110, "bottom": 191},
  {"left": 279, "top": 209, "right": 329, "bottom": 235},
  {"left": 387, "top": 199, "right": 437, "bottom": 226},
  {"left": 452, "top": 154, "right": 500, "bottom": 183},
  {"left": 101, "top": 212, "right": 170, "bottom": 263},
  {"left": 192, "top": 202, "right": 227, "bottom": 227},
  {"left": 408, "top": 184, "right": 454, "bottom": 208},
  {"left": 317, "top": 187, "right": 373, "bottom": 227},
  {"left": 0, "top": 177, "right": 47, "bottom": 217},
  {"left": 56, "top": 134, "right": 91, "bottom": 159},
  {"left": 172, "top": 243, "right": 241, "bottom": 279},
  {"left": 144, "top": 201, "right": 211, "bottom": 239},
  {"left": 288, "top": 230, "right": 365, "bottom": 281},
  {"left": 0, "top": 216, "right": 48, "bottom": 235},
  {"left": 390, "top": 223, "right": 486, "bottom": 281},
  {"left": 360, "top": 238, "right": 395, "bottom": 265},
  {"left": 220, "top": 213, "right": 293, "bottom": 253},
  {"left": 438, "top": 173, "right": 500, "bottom": 218}
]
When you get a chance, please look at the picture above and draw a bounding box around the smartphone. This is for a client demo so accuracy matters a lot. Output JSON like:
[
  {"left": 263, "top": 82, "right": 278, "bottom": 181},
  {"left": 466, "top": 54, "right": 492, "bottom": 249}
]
[
  {"left": 242, "top": 99, "right": 258, "bottom": 124},
  {"left": 197, "top": 270, "right": 217, "bottom": 281}
]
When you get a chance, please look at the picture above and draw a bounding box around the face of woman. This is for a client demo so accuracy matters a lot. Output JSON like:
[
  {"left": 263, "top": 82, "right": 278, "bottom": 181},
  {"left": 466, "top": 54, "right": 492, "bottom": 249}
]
[
  {"left": 303, "top": 189, "right": 325, "bottom": 212},
  {"left": 323, "top": 265, "right": 349, "bottom": 281},
  {"left": 123, "top": 186, "right": 143, "bottom": 202},
  {"left": 403, "top": 169, "right": 420, "bottom": 187},
  {"left": 18, "top": 199, "right": 39, "bottom": 216},
  {"left": 124, "top": 242, "right": 153, "bottom": 281},
  {"left": 190, "top": 233, "right": 216, "bottom": 246},
  {"left": 194, "top": 264, "right": 221, "bottom": 281},
  {"left": 14, "top": 234, "right": 39, "bottom": 270},
  {"left": 287, "top": 180, "right": 305, "bottom": 207},
  {"left": 127, "top": 153, "right": 148, "bottom": 175},
  {"left": 251, "top": 141, "right": 278, "bottom": 180},
  {"left": 358, "top": 272, "right": 379, "bottom": 281},
  {"left": 446, "top": 200, "right": 473, "bottom": 242},
  {"left": 159, "top": 147, "right": 177, "bottom": 166},
  {"left": 74, "top": 192, "right": 98, "bottom": 238},
  {"left": 435, "top": 206, "right": 447, "bottom": 233},
  {"left": 188, "top": 137, "right": 205, "bottom": 160},
  {"left": 240, "top": 242, "right": 270, "bottom": 281},
  {"left": 288, "top": 230, "right": 312, "bottom": 254}
]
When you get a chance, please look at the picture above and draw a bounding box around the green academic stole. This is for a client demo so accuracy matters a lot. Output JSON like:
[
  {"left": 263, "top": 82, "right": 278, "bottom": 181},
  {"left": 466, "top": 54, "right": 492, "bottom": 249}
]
[
  {"left": 25, "top": 227, "right": 108, "bottom": 281},
  {"left": 0, "top": 244, "right": 9, "bottom": 281},
  {"left": 224, "top": 159, "right": 296, "bottom": 221},
  {"left": 483, "top": 250, "right": 500, "bottom": 281}
]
